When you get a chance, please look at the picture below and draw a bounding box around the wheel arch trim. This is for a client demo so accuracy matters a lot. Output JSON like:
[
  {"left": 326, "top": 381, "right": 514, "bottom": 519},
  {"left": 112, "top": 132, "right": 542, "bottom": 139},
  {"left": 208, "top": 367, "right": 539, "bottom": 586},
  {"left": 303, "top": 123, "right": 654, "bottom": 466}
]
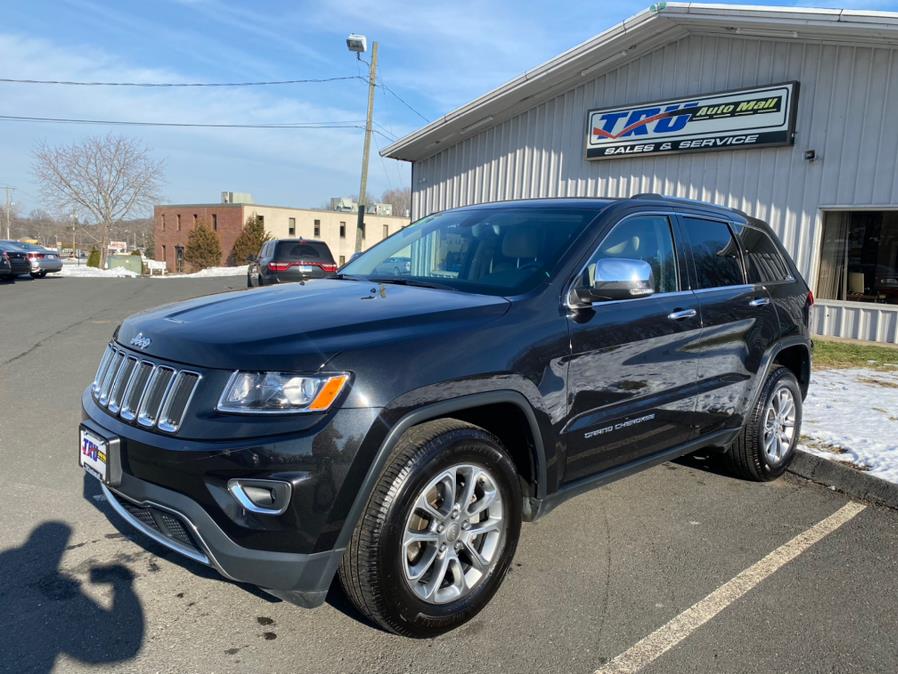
[
  {"left": 334, "top": 390, "right": 547, "bottom": 551},
  {"left": 745, "top": 335, "right": 812, "bottom": 415}
]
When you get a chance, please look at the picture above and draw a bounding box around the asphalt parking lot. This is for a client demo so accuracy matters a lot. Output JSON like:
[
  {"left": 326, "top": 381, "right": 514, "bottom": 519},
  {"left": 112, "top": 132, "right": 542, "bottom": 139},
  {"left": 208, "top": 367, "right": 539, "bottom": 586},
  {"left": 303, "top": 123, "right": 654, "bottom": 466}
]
[{"left": 2, "top": 276, "right": 898, "bottom": 674}]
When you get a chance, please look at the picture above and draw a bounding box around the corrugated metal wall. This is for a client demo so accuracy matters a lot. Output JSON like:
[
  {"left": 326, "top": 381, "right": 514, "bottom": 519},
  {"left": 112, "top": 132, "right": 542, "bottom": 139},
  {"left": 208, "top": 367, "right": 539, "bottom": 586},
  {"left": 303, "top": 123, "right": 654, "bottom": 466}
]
[{"left": 412, "top": 34, "right": 898, "bottom": 343}]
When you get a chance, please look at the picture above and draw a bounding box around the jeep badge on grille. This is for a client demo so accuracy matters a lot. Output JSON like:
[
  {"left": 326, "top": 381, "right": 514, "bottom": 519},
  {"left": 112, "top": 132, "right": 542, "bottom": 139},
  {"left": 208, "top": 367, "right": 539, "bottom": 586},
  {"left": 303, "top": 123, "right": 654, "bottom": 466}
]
[{"left": 130, "top": 333, "right": 151, "bottom": 350}]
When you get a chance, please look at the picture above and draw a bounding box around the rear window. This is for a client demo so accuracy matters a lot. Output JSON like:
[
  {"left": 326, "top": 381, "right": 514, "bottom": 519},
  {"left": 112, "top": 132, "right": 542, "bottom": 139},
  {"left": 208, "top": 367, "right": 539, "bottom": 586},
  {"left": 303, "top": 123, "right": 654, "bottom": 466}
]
[
  {"left": 735, "top": 226, "right": 791, "bottom": 283},
  {"left": 274, "top": 241, "right": 334, "bottom": 263}
]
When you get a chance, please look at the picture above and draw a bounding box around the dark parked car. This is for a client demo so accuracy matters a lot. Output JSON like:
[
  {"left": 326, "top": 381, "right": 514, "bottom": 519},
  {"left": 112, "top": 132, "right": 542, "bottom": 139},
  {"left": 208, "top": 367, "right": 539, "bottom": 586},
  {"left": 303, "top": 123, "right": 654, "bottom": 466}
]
[
  {"left": 246, "top": 238, "right": 337, "bottom": 287},
  {"left": 0, "top": 243, "right": 31, "bottom": 282},
  {"left": 0, "top": 241, "right": 63, "bottom": 278},
  {"left": 80, "top": 196, "right": 812, "bottom": 637}
]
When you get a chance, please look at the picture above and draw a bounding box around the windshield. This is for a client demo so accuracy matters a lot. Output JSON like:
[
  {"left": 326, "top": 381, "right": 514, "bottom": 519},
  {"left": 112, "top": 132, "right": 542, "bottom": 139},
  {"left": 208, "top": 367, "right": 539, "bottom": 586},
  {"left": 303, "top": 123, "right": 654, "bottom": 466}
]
[{"left": 340, "top": 205, "right": 601, "bottom": 295}]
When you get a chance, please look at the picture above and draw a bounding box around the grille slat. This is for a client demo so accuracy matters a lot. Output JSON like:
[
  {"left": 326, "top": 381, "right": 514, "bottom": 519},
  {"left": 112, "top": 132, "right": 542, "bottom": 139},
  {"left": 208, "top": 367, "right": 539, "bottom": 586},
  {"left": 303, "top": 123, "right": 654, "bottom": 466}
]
[{"left": 91, "top": 345, "right": 200, "bottom": 433}]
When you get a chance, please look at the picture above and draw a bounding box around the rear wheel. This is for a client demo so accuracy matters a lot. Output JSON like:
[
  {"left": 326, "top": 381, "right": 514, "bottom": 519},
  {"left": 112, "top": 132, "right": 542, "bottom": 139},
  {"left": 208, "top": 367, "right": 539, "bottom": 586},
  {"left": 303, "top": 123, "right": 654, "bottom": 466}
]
[
  {"left": 725, "top": 366, "right": 802, "bottom": 481},
  {"left": 339, "top": 419, "right": 521, "bottom": 637}
]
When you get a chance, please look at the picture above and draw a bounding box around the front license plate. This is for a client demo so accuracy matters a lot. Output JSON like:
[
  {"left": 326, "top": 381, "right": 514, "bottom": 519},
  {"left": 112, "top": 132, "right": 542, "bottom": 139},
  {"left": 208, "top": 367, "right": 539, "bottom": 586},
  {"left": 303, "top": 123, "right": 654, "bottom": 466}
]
[{"left": 79, "top": 428, "right": 108, "bottom": 482}]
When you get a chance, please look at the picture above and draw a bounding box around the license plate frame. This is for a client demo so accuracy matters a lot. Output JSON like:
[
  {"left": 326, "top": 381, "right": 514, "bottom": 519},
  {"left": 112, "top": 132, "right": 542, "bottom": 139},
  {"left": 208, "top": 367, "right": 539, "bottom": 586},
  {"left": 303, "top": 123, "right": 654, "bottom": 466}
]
[{"left": 79, "top": 426, "right": 122, "bottom": 486}]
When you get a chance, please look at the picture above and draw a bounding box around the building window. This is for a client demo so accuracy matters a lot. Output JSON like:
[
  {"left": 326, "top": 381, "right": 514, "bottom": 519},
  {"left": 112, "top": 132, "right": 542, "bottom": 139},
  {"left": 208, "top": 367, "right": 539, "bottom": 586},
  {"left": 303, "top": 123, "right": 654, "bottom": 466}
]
[
  {"left": 314, "top": 219, "right": 321, "bottom": 237},
  {"left": 161, "top": 244, "right": 166, "bottom": 263},
  {"left": 288, "top": 217, "right": 296, "bottom": 236},
  {"left": 383, "top": 224, "right": 389, "bottom": 239},
  {"left": 161, "top": 214, "right": 166, "bottom": 231},
  {"left": 257, "top": 215, "right": 264, "bottom": 226},
  {"left": 177, "top": 214, "right": 181, "bottom": 231},
  {"left": 193, "top": 213, "right": 198, "bottom": 228},
  {"left": 339, "top": 255, "right": 346, "bottom": 266},
  {"left": 339, "top": 221, "right": 346, "bottom": 238},
  {"left": 818, "top": 211, "right": 898, "bottom": 305},
  {"left": 212, "top": 214, "right": 218, "bottom": 231}
]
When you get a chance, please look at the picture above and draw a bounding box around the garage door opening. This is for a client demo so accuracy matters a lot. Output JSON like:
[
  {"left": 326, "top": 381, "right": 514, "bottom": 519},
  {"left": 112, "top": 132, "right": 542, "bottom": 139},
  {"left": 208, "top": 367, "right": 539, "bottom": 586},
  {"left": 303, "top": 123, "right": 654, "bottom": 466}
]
[{"left": 817, "top": 210, "right": 898, "bottom": 305}]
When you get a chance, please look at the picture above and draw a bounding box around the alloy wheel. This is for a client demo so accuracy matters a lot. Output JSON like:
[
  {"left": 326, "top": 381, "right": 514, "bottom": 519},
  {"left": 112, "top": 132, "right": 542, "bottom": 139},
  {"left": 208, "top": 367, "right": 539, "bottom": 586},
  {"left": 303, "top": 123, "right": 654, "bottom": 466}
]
[
  {"left": 401, "top": 463, "right": 505, "bottom": 605},
  {"left": 763, "top": 386, "right": 796, "bottom": 464}
]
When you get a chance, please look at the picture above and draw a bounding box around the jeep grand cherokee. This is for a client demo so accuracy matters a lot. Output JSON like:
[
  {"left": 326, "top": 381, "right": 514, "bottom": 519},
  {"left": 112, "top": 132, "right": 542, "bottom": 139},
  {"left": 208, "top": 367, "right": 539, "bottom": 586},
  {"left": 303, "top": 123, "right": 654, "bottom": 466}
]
[{"left": 80, "top": 196, "right": 812, "bottom": 637}]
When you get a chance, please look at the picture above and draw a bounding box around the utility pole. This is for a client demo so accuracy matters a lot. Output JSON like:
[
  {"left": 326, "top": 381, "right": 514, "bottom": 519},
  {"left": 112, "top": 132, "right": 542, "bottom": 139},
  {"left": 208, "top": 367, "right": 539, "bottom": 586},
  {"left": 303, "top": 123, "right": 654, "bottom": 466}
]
[
  {"left": 354, "top": 41, "right": 378, "bottom": 254},
  {"left": 3, "top": 186, "right": 14, "bottom": 240}
]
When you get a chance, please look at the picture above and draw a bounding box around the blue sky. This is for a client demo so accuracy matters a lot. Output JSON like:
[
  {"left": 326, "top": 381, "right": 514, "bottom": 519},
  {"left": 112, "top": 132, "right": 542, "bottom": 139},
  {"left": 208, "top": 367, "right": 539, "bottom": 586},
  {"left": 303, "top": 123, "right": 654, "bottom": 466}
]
[{"left": 1, "top": 0, "right": 895, "bottom": 216}]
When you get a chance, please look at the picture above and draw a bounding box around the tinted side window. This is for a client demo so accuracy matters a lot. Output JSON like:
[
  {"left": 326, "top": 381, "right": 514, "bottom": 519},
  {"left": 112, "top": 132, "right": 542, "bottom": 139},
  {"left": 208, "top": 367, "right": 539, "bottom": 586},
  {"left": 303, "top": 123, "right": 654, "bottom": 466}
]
[
  {"left": 737, "top": 226, "right": 791, "bottom": 283},
  {"left": 580, "top": 215, "right": 678, "bottom": 294},
  {"left": 682, "top": 217, "right": 744, "bottom": 289}
]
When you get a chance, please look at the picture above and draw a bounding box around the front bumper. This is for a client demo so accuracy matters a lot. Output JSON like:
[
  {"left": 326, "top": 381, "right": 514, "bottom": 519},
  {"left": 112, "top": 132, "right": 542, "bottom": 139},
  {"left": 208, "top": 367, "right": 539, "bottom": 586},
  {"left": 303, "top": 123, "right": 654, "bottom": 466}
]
[
  {"left": 100, "top": 471, "right": 342, "bottom": 607},
  {"left": 81, "top": 388, "right": 382, "bottom": 608}
]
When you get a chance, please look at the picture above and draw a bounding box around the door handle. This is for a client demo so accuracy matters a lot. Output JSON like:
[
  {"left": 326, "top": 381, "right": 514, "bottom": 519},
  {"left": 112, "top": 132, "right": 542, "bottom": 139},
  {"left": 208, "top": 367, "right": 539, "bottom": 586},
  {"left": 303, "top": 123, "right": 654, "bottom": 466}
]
[
  {"left": 667, "top": 308, "right": 697, "bottom": 320},
  {"left": 748, "top": 297, "right": 771, "bottom": 307}
]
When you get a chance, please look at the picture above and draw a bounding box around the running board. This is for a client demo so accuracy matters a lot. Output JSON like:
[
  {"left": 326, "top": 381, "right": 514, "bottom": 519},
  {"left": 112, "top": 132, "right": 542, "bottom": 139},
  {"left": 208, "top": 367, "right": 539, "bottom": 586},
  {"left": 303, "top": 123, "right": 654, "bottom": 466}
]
[{"left": 524, "top": 429, "right": 738, "bottom": 521}]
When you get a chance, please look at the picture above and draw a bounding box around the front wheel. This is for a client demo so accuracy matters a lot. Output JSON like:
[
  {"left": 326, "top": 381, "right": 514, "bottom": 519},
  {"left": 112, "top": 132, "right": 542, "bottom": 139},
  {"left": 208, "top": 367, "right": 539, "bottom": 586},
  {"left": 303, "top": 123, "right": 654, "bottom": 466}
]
[
  {"left": 339, "top": 419, "right": 522, "bottom": 637},
  {"left": 725, "top": 366, "right": 802, "bottom": 481}
]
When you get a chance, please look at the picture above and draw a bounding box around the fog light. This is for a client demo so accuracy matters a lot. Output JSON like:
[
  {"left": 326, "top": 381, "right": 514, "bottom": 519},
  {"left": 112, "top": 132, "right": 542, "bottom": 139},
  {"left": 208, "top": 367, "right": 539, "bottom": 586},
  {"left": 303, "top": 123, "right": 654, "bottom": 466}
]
[{"left": 227, "top": 478, "right": 292, "bottom": 515}]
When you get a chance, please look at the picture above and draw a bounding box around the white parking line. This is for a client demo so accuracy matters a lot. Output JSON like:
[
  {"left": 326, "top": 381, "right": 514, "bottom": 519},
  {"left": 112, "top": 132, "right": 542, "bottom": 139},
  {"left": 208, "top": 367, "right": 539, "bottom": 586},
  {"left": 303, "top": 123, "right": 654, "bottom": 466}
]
[{"left": 595, "top": 501, "right": 866, "bottom": 674}]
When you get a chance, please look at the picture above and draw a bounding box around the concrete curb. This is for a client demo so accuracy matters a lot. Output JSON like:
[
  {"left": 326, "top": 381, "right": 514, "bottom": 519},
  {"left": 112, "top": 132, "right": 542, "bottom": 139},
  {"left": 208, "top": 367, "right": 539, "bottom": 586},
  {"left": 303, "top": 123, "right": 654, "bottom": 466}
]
[{"left": 789, "top": 449, "right": 898, "bottom": 510}]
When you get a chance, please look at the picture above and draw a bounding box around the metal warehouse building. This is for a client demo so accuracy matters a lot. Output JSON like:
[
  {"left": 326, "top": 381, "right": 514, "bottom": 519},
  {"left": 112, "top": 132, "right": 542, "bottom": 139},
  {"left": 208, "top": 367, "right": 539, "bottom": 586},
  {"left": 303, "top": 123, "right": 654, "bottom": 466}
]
[{"left": 383, "top": 3, "right": 898, "bottom": 343}]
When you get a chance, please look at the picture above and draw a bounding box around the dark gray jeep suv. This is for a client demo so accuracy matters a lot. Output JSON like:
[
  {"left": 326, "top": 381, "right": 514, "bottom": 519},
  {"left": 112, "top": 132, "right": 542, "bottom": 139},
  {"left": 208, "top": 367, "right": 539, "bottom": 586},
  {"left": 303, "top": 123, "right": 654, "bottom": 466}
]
[{"left": 80, "top": 195, "right": 812, "bottom": 637}]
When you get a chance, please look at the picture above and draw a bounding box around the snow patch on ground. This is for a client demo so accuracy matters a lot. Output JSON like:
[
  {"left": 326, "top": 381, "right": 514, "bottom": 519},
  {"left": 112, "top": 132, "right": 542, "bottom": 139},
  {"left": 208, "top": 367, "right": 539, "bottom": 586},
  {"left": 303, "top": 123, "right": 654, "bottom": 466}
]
[
  {"left": 59, "top": 263, "right": 139, "bottom": 278},
  {"left": 153, "top": 265, "right": 247, "bottom": 278},
  {"left": 800, "top": 368, "right": 898, "bottom": 484},
  {"left": 58, "top": 260, "right": 246, "bottom": 278}
]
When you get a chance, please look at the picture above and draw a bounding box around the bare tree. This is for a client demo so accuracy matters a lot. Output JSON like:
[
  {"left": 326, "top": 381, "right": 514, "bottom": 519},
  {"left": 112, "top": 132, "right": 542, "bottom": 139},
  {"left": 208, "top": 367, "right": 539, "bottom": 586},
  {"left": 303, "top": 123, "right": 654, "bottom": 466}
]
[
  {"left": 381, "top": 187, "right": 411, "bottom": 217},
  {"left": 33, "top": 134, "right": 164, "bottom": 266}
]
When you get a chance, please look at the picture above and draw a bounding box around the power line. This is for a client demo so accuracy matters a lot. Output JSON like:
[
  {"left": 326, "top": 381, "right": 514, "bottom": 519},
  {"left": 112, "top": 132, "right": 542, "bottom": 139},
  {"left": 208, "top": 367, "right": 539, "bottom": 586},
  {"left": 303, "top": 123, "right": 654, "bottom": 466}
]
[
  {"left": 0, "top": 75, "right": 365, "bottom": 87},
  {"left": 379, "top": 79, "right": 429, "bottom": 123},
  {"left": 0, "top": 113, "right": 398, "bottom": 141}
]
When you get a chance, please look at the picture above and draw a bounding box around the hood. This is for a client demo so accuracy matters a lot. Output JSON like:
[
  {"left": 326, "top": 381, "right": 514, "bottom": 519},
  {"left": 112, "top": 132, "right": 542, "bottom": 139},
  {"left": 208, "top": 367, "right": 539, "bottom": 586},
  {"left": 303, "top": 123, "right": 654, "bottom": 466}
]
[{"left": 116, "top": 279, "right": 511, "bottom": 371}]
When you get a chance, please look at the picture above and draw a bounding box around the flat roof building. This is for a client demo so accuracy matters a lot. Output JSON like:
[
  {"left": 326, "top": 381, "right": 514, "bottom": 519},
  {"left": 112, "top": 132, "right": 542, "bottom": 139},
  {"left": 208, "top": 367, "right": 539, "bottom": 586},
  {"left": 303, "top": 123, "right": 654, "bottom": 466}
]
[
  {"left": 154, "top": 197, "right": 410, "bottom": 272},
  {"left": 384, "top": 3, "right": 898, "bottom": 343}
]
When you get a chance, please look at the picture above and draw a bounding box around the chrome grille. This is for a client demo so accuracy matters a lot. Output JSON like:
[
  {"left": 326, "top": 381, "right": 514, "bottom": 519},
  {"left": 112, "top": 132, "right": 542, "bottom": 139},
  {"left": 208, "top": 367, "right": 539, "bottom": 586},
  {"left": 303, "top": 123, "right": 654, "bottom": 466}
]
[{"left": 91, "top": 345, "right": 200, "bottom": 433}]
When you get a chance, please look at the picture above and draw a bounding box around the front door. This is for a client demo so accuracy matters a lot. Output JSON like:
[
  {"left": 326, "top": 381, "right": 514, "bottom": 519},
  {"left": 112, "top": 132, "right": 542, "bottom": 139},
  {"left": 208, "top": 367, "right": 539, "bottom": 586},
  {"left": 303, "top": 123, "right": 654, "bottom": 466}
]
[
  {"left": 563, "top": 213, "right": 704, "bottom": 483},
  {"left": 678, "top": 216, "right": 781, "bottom": 436}
]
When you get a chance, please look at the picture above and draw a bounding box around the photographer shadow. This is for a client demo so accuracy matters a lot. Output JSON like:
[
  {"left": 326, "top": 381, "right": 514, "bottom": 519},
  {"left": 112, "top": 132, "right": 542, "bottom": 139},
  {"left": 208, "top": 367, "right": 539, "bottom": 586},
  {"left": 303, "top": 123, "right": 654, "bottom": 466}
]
[{"left": 0, "top": 521, "right": 144, "bottom": 673}]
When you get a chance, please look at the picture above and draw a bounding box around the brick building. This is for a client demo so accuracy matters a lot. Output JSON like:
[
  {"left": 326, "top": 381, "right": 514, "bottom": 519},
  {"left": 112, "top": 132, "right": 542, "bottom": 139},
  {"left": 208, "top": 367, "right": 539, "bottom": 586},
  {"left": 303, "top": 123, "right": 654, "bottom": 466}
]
[{"left": 154, "top": 196, "right": 411, "bottom": 272}]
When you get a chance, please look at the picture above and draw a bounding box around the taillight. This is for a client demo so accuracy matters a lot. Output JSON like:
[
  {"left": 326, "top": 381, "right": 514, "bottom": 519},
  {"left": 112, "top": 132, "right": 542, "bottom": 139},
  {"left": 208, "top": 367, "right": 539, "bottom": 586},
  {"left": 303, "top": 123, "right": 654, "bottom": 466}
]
[
  {"left": 268, "top": 262, "right": 290, "bottom": 272},
  {"left": 807, "top": 290, "right": 815, "bottom": 306},
  {"left": 320, "top": 263, "right": 337, "bottom": 273}
]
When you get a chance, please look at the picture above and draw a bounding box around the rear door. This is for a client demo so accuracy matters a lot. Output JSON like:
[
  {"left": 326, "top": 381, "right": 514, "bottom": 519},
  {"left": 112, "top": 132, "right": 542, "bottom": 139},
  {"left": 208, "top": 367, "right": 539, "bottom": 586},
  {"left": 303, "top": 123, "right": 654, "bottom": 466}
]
[
  {"left": 563, "top": 212, "right": 703, "bottom": 482},
  {"left": 678, "top": 215, "right": 780, "bottom": 436}
]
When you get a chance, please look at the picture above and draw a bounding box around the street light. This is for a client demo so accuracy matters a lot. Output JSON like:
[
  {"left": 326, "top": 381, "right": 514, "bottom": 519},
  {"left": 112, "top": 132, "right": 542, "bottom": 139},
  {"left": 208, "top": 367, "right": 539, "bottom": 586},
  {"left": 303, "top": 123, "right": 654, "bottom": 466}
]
[{"left": 346, "top": 33, "right": 378, "bottom": 254}]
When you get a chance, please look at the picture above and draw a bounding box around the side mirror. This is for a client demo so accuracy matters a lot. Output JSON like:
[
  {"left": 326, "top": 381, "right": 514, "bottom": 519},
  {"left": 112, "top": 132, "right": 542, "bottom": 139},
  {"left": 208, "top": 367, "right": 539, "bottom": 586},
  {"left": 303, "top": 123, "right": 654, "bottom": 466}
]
[{"left": 574, "top": 258, "right": 654, "bottom": 305}]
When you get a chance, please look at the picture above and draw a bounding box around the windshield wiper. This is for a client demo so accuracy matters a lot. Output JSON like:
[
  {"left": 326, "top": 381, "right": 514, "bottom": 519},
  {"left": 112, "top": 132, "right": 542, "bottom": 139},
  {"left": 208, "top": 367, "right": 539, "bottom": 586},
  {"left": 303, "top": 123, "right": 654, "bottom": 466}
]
[{"left": 368, "top": 277, "right": 457, "bottom": 291}]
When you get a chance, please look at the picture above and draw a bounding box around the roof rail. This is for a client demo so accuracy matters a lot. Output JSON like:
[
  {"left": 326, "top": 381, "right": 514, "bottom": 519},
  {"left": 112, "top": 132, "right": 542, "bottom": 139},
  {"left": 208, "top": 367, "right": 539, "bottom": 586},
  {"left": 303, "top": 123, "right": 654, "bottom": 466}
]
[{"left": 630, "top": 192, "right": 664, "bottom": 199}]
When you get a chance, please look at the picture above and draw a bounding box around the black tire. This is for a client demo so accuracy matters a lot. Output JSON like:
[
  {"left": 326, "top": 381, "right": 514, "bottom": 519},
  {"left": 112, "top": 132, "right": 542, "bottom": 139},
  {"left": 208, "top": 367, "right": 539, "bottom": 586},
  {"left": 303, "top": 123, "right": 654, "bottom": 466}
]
[
  {"left": 339, "top": 419, "right": 522, "bottom": 637},
  {"left": 257, "top": 274, "right": 264, "bottom": 287},
  {"left": 246, "top": 273, "right": 255, "bottom": 288},
  {"left": 39, "top": 271, "right": 47, "bottom": 278},
  {"left": 30, "top": 272, "right": 40, "bottom": 279},
  {"left": 725, "top": 366, "right": 802, "bottom": 481}
]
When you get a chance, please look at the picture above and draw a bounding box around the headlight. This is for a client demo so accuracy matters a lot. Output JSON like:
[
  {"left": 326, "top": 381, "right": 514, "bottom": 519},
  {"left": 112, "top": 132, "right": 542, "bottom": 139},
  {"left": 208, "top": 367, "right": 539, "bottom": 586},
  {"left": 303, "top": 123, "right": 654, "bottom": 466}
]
[{"left": 217, "top": 371, "right": 350, "bottom": 414}]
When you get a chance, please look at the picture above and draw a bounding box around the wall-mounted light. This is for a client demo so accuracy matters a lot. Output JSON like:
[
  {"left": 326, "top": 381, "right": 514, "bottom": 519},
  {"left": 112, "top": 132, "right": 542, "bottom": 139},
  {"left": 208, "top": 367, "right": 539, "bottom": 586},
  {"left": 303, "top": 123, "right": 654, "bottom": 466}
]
[{"left": 804, "top": 149, "right": 817, "bottom": 162}]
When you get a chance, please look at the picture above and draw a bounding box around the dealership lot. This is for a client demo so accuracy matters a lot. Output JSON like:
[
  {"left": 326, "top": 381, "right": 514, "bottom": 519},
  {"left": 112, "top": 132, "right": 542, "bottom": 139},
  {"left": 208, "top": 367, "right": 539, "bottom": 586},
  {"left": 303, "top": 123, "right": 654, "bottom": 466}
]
[{"left": 2, "top": 277, "right": 898, "bottom": 673}]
